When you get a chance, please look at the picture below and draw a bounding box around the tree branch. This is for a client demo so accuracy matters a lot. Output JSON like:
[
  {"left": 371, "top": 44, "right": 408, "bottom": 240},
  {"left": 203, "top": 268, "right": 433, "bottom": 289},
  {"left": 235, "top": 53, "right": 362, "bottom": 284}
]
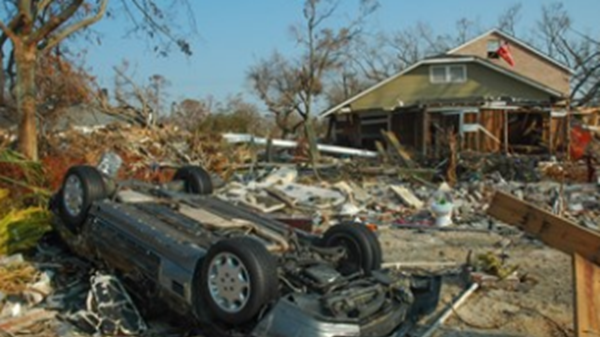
[
  {"left": 570, "top": 62, "right": 600, "bottom": 101},
  {"left": 18, "top": 0, "right": 34, "bottom": 26},
  {"left": 130, "top": 0, "right": 180, "bottom": 45},
  {"left": 36, "top": 0, "right": 53, "bottom": 13},
  {"left": 41, "top": 0, "right": 108, "bottom": 52},
  {"left": 0, "top": 20, "right": 19, "bottom": 45},
  {"left": 32, "top": 0, "right": 84, "bottom": 43},
  {"left": 573, "top": 79, "right": 600, "bottom": 107},
  {"left": 0, "top": 15, "right": 24, "bottom": 47}
]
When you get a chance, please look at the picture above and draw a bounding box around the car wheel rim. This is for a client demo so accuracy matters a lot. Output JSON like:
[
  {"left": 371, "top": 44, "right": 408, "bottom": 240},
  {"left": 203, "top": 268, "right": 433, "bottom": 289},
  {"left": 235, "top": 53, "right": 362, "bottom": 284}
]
[
  {"left": 208, "top": 252, "right": 251, "bottom": 313},
  {"left": 63, "top": 175, "right": 84, "bottom": 217}
]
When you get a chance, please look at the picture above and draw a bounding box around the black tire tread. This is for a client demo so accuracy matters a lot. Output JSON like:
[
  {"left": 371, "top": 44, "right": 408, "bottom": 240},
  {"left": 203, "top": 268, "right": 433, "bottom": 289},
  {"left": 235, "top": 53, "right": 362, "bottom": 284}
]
[
  {"left": 348, "top": 222, "right": 383, "bottom": 270},
  {"left": 322, "top": 222, "right": 381, "bottom": 275},
  {"left": 173, "top": 166, "right": 213, "bottom": 195},
  {"left": 58, "top": 165, "right": 107, "bottom": 232}
]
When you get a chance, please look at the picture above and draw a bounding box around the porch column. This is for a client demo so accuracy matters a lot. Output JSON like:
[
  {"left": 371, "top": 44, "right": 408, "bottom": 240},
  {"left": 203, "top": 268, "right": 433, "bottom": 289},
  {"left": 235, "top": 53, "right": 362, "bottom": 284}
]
[
  {"left": 422, "top": 107, "right": 429, "bottom": 157},
  {"left": 548, "top": 110, "right": 554, "bottom": 156},
  {"left": 503, "top": 110, "right": 509, "bottom": 154}
]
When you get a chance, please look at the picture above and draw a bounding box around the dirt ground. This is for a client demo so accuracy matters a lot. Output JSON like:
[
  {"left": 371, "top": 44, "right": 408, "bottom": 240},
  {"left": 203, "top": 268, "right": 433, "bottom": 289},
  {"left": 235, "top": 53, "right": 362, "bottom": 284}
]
[{"left": 379, "top": 226, "right": 574, "bottom": 337}]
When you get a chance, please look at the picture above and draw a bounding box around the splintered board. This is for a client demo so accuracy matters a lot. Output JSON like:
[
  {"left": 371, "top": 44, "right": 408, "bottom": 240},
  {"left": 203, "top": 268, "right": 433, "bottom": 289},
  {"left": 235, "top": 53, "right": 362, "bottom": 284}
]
[
  {"left": 487, "top": 191, "right": 600, "bottom": 264},
  {"left": 573, "top": 253, "right": 600, "bottom": 337},
  {"left": 488, "top": 191, "right": 600, "bottom": 337}
]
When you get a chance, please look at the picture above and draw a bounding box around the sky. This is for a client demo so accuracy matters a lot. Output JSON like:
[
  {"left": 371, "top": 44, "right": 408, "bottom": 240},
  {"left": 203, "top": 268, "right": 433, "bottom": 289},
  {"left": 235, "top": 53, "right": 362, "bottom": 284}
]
[{"left": 80, "top": 0, "right": 600, "bottom": 107}]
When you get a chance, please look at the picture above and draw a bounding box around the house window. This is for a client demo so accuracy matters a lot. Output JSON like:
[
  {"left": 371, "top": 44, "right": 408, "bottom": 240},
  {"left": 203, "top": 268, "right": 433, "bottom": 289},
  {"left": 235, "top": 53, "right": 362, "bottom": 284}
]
[
  {"left": 430, "top": 65, "right": 467, "bottom": 84},
  {"left": 430, "top": 66, "right": 447, "bottom": 83},
  {"left": 487, "top": 39, "right": 500, "bottom": 58}
]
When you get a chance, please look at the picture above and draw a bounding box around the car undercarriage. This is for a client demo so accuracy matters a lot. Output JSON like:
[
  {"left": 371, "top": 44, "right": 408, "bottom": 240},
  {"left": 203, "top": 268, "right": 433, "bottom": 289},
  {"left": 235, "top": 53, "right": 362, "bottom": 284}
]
[{"left": 49, "top": 163, "right": 441, "bottom": 337}]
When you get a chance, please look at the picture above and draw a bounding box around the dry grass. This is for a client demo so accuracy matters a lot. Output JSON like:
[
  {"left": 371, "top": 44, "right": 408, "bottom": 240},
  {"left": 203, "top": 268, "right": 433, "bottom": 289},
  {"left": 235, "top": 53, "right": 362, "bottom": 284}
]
[{"left": 0, "top": 262, "right": 38, "bottom": 294}]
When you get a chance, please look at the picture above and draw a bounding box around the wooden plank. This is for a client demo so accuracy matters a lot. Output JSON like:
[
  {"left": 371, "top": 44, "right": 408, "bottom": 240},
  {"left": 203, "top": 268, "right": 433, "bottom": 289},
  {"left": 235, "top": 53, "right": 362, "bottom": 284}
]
[
  {"left": 503, "top": 110, "right": 510, "bottom": 154},
  {"left": 375, "top": 141, "right": 390, "bottom": 164},
  {"left": 390, "top": 185, "right": 424, "bottom": 209},
  {"left": 381, "top": 130, "right": 417, "bottom": 168},
  {"left": 422, "top": 108, "right": 429, "bottom": 156},
  {"left": 573, "top": 253, "right": 600, "bottom": 337},
  {"left": 487, "top": 191, "right": 600, "bottom": 264}
]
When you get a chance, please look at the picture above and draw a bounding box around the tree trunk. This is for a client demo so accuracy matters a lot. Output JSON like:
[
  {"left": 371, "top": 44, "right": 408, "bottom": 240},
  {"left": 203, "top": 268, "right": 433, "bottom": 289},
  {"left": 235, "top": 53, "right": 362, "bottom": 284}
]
[
  {"left": 15, "top": 43, "right": 38, "bottom": 160},
  {"left": 0, "top": 52, "right": 5, "bottom": 106},
  {"left": 305, "top": 118, "right": 320, "bottom": 179}
]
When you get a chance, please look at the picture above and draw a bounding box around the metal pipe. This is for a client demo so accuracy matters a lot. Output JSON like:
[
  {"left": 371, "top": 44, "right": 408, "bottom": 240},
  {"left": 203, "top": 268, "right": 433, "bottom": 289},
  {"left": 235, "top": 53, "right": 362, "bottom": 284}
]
[
  {"left": 222, "top": 133, "right": 378, "bottom": 158},
  {"left": 420, "top": 282, "right": 479, "bottom": 337}
]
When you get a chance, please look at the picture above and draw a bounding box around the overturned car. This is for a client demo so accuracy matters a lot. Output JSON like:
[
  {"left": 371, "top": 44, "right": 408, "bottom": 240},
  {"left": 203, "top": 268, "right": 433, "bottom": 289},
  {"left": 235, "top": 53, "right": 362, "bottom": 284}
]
[{"left": 49, "top": 159, "right": 440, "bottom": 337}]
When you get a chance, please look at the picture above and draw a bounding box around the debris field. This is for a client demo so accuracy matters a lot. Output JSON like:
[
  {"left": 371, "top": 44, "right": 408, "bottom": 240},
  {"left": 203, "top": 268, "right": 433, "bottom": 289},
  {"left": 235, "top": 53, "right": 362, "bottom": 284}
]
[{"left": 0, "top": 124, "right": 597, "bottom": 337}]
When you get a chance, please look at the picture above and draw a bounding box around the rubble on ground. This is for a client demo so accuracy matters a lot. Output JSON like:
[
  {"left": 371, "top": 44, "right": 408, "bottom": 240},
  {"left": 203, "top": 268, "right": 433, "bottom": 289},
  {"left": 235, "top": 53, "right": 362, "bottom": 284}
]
[{"left": 1, "top": 124, "right": 597, "bottom": 336}]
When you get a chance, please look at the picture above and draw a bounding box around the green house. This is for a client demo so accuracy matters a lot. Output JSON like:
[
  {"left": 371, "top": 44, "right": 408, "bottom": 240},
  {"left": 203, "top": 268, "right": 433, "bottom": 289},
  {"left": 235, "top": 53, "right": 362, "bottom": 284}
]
[{"left": 320, "top": 29, "right": 572, "bottom": 156}]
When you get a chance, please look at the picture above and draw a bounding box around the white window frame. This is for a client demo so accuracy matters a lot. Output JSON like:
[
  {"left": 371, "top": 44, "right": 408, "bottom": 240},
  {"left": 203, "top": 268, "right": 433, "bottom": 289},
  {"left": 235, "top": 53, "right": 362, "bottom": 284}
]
[
  {"left": 487, "top": 39, "right": 501, "bottom": 59},
  {"left": 429, "top": 65, "right": 467, "bottom": 84}
]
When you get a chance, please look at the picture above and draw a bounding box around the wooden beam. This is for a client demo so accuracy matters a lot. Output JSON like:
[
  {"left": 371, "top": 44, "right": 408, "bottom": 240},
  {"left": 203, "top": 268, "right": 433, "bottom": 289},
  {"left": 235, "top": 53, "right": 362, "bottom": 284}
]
[
  {"left": 375, "top": 141, "right": 390, "bottom": 164},
  {"left": 422, "top": 108, "right": 429, "bottom": 157},
  {"left": 487, "top": 191, "right": 600, "bottom": 264},
  {"left": 567, "top": 106, "right": 572, "bottom": 160},
  {"left": 504, "top": 110, "right": 509, "bottom": 154},
  {"left": 573, "top": 253, "right": 600, "bottom": 337},
  {"left": 381, "top": 130, "right": 417, "bottom": 168},
  {"left": 549, "top": 111, "right": 554, "bottom": 155}
]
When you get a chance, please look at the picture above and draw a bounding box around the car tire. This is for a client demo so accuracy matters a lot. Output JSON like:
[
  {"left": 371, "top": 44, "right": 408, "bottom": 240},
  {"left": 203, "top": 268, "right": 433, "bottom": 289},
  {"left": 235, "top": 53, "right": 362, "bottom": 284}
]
[
  {"left": 57, "top": 166, "right": 107, "bottom": 233},
  {"left": 322, "top": 222, "right": 382, "bottom": 275},
  {"left": 361, "top": 223, "right": 383, "bottom": 271},
  {"left": 173, "top": 166, "right": 213, "bottom": 195},
  {"left": 198, "top": 237, "right": 278, "bottom": 325}
]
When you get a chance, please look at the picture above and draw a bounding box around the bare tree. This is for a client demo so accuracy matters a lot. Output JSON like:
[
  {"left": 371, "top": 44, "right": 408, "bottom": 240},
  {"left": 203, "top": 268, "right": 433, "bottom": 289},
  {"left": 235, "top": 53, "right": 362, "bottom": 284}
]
[
  {"left": 167, "top": 94, "right": 268, "bottom": 135},
  {"left": 534, "top": 2, "right": 600, "bottom": 107},
  {"left": 170, "top": 98, "right": 212, "bottom": 130},
  {"left": 326, "top": 20, "right": 458, "bottom": 106},
  {"left": 497, "top": 3, "right": 522, "bottom": 36},
  {"left": 348, "top": 20, "right": 467, "bottom": 82},
  {"left": 0, "top": 0, "right": 195, "bottom": 160},
  {"left": 248, "top": 52, "right": 301, "bottom": 138},
  {"left": 249, "top": 0, "right": 378, "bottom": 166},
  {"left": 97, "top": 61, "right": 171, "bottom": 127},
  {"left": 36, "top": 47, "right": 95, "bottom": 130},
  {"left": 454, "top": 17, "right": 482, "bottom": 45},
  {"left": 147, "top": 74, "right": 171, "bottom": 120}
]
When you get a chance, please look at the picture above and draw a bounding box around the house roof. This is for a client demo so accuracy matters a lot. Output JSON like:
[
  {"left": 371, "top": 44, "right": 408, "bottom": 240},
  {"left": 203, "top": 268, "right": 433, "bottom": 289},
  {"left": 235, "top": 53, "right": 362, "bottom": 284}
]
[
  {"left": 319, "top": 56, "right": 564, "bottom": 118},
  {"left": 52, "top": 105, "right": 124, "bottom": 131},
  {"left": 447, "top": 28, "right": 573, "bottom": 73}
]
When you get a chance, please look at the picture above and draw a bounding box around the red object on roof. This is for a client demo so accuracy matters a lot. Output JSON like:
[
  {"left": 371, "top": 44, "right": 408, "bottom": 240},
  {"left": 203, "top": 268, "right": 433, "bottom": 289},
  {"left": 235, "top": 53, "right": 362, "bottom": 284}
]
[
  {"left": 496, "top": 42, "right": 515, "bottom": 67},
  {"left": 570, "top": 125, "right": 592, "bottom": 160}
]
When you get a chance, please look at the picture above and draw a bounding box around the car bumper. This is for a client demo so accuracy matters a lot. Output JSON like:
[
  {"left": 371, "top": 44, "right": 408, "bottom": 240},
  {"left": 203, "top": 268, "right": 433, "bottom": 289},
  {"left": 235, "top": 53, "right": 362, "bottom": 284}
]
[{"left": 251, "top": 295, "right": 411, "bottom": 337}]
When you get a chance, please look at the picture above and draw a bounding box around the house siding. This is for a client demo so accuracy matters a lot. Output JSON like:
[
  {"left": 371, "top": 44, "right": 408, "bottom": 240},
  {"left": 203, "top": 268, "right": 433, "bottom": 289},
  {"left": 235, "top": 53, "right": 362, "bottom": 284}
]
[
  {"left": 349, "top": 62, "right": 554, "bottom": 112},
  {"left": 450, "top": 32, "right": 570, "bottom": 96}
]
